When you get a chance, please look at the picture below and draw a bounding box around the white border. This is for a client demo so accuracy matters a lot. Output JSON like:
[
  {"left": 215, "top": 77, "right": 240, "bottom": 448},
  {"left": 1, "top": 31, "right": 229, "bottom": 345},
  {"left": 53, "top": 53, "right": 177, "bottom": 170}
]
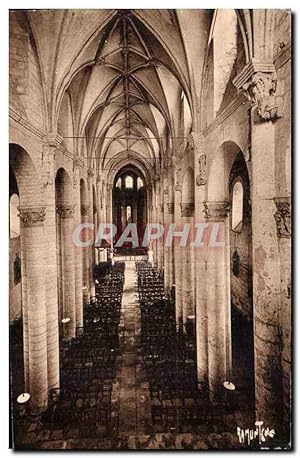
[{"left": 1, "top": 2, "right": 298, "bottom": 456}]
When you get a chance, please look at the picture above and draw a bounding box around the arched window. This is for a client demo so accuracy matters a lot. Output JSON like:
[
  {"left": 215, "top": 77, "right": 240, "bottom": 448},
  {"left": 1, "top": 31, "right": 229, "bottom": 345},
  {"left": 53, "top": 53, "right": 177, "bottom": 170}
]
[
  {"left": 125, "top": 175, "right": 133, "bottom": 188},
  {"left": 137, "top": 177, "right": 143, "bottom": 190},
  {"left": 116, "top": 177, "right": 121, "bottom": 188},
  {"left": 126, "top": 205, "right": 132, "bottom": 221},
  {"left": 10, "top": 193, "right": 20, "bottom": 238},
  {"left": 232, "top": 181, "right": 244, "bottom": 232}
]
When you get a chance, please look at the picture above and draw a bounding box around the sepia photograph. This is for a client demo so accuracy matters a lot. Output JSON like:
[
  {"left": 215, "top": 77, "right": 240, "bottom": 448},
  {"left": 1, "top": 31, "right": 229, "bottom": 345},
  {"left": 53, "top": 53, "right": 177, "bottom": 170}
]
[{"left": 8, "top": 6, "right": 292, "bottom": 451}]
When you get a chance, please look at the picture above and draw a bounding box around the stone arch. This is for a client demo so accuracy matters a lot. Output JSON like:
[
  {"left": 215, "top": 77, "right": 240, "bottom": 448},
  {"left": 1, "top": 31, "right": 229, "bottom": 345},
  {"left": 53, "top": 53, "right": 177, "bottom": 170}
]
[
  {"left": 55, "top": 167, "right": 73, "bottom": 205},
  {"left": 207, "top": 140, "right": 243, "bottom": 202},
  {"left": 106, "top": 156, "right": 150, "bottom": 190},
  {"left": 57, "top": 90, "right": 75, "bottom": 153},
  {"left": 9, "top": 143, "right": 43, "bottom": 207}
]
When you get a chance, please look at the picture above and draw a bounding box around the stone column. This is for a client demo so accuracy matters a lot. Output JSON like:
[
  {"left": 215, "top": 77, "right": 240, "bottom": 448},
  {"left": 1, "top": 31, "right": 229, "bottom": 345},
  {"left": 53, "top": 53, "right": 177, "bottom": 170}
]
[
  {"left": 194, "top": 202, "right": 209, "bottom": 388},
  {"left": 94, "top": 206, "right": 99, "bottom": 265},
  {"left": 180, "top": 202, "right": 194, "bottom": 327},
  {"left": 87, "top": 170, "right": 95, "bottom": 299},
  {"left": 81, "top": 204, "right": 90, "bottom": 303},
  {"left": 107, "top": 184, "right": 114, "bottom": 259},
  {"left": 56, "top": 204, "right": 76, "bottom": 339},
  {"left": 42, "top": 134, "right": 61, "bottom": 392},
  {"left": 174, "top": 176, "right": 183, "bottom": 326},
  {"left": 167, "top": 203, "right": 175, "bottom": 291},
  {"left": 20, "top": 233, "right": 29, "bottom": 391},
  {"left": 121, "top": 205, "right": 126, "bottom": 231},
  {"left": 95, "top": 175, "right": 102, "bottom": 265},
  {"left": 251, "top": 117, "right": 283, "bottom": 433},
  {"left": 193, "top": 134, "right": 209, "bottom": 388},
  {"left": 157, "top": 202, "right": 164, "bottom": 273},
  {"left": 163, "top": 185, "right": 170, "bottom": 291},
  {"left": 19, "top": 206, "right": 48, "bottom": 412},
  {"left": 152, "top": 184, "right": 158, "bottom": 267},
  {"left": 234, "top": 61, "right": 284, "bottom": 433},
  {"left": 73, "top": 159, "right": 83, "bottom": 329},
  {"left": 274, "top": 198, "right": 291, "bottom": 437},
  {"left": 132, "top": 204, "right": 137, "bottom": 224},
  {"left": 204, "top": 201, "right": 230, "bottom": 403}
]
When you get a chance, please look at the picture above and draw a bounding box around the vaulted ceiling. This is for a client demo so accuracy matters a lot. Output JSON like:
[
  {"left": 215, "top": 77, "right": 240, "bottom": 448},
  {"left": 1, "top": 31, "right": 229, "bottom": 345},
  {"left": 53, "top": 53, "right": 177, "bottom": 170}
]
[
  {"left": 72, "top": 11, "right": 179, "bottom": 172},
  {"left": 26, "top": 9, "right": 212, "bottom": 176}
]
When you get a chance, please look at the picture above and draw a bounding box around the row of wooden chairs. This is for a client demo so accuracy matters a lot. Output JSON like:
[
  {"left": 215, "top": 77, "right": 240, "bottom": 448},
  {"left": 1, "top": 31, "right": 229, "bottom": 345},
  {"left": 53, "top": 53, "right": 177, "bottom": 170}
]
[
  {"left": 42, "top": 262, "right": 125, "bottom": 437},
  {"left": 136, "top": 261, "right": 206, "bottom": 431}
]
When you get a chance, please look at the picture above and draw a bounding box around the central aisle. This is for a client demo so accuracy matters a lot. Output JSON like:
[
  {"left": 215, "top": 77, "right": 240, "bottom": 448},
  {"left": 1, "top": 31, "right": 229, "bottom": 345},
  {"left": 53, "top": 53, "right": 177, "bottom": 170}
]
[{"left": 115, "top": 261, "right": 152, "bottom": 436}]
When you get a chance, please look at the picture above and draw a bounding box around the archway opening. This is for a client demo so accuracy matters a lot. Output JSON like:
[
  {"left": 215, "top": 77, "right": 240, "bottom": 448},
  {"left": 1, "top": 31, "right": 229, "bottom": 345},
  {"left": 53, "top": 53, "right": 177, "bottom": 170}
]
[
  {"left": 229, "top": 151, "right": 254, "bottom": 412},
  {"left": 9, "top": 167, "right": 24, "bottom": 399},
  {"left": 9, "top": 142, "right": 44, "bottom": 411}
]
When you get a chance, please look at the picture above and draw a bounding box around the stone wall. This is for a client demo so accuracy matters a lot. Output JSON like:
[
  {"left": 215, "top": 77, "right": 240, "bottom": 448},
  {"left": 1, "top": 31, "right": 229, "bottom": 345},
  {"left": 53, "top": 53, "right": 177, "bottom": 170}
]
[
  {"left": 273, "top": 11, "right": 291, "bottom": 435},
  {"left": 9, "top": 12, "right": 45, "bottom": 130}
]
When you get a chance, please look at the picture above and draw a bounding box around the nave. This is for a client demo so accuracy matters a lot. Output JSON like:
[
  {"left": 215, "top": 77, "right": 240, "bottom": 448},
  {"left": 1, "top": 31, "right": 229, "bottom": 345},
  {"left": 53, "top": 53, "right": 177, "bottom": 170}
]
[
  {"left": 9, "top": 9, "right": 291, "bottom": 449},
  {"left": 11, "top": 259, "right": 256, "bottom": 450}
]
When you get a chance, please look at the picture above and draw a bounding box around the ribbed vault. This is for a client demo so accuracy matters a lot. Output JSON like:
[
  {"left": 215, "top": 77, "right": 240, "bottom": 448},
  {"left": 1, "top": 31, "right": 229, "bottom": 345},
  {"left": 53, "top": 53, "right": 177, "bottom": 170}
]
[
  {"left": 53, "top": 10, "right": 194, "bottom": 176},
  {"left": 25, "top": 9, "right": 218, "bottom": 176}
]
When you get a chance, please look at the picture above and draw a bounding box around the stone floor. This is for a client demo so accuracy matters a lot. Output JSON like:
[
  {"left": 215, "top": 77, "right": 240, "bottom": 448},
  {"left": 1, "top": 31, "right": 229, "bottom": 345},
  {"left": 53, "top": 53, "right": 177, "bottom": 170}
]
[
  {"left": 13, "top": 261, "right": 258, "bottom": 450},
  {"left": 28, "top": 432, "right": 244, "bottom": 450}
]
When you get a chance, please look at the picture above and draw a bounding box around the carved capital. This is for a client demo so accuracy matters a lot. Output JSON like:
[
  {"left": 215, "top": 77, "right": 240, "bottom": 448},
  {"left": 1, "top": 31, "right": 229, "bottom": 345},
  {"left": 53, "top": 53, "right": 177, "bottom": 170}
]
[
  {"left": 186, "top": 132, "right": 203, "bottom": 154},
  {"left": 81, "top": 204, "right": 90, "bottom": 217},
  {"left": 56, "top": 204, "right": 75, "bottom": 218},
  {"left": 18, "top": 206, "right": 46, "bottom": 227},
  {"left": 196, "top": 154, "right": 207, "bottom": 186},
  {"left": 185, "top": 133, "right": 195, "bottom": 154},
  {"left": 274, "top": 198, "right": 291, "bottom": 238},
  {"left": 203, "top": 201, "right": 230, "bottom": 221},
  {"left": 180, "top": 202, "right": 194, "bottom": 217},
  {"left": 167, "top": 203, "right": 174, "bottom": 215},
  {"left": 233, "top": 59, "right": 282, "bottom": 121}
]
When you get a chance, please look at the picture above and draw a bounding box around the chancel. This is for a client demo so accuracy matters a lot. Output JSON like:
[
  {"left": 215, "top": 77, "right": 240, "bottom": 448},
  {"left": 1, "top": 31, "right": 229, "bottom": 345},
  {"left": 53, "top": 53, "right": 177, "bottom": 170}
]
[{"left": 9, "top": 8, "right": 291, "bottom": 450}]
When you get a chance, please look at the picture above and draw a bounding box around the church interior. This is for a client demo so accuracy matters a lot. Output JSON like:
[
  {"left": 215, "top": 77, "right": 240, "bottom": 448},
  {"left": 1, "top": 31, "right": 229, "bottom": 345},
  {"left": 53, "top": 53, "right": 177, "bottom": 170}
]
[{"left": 9, "top": 9, "right": 291, "bottom": 450}]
